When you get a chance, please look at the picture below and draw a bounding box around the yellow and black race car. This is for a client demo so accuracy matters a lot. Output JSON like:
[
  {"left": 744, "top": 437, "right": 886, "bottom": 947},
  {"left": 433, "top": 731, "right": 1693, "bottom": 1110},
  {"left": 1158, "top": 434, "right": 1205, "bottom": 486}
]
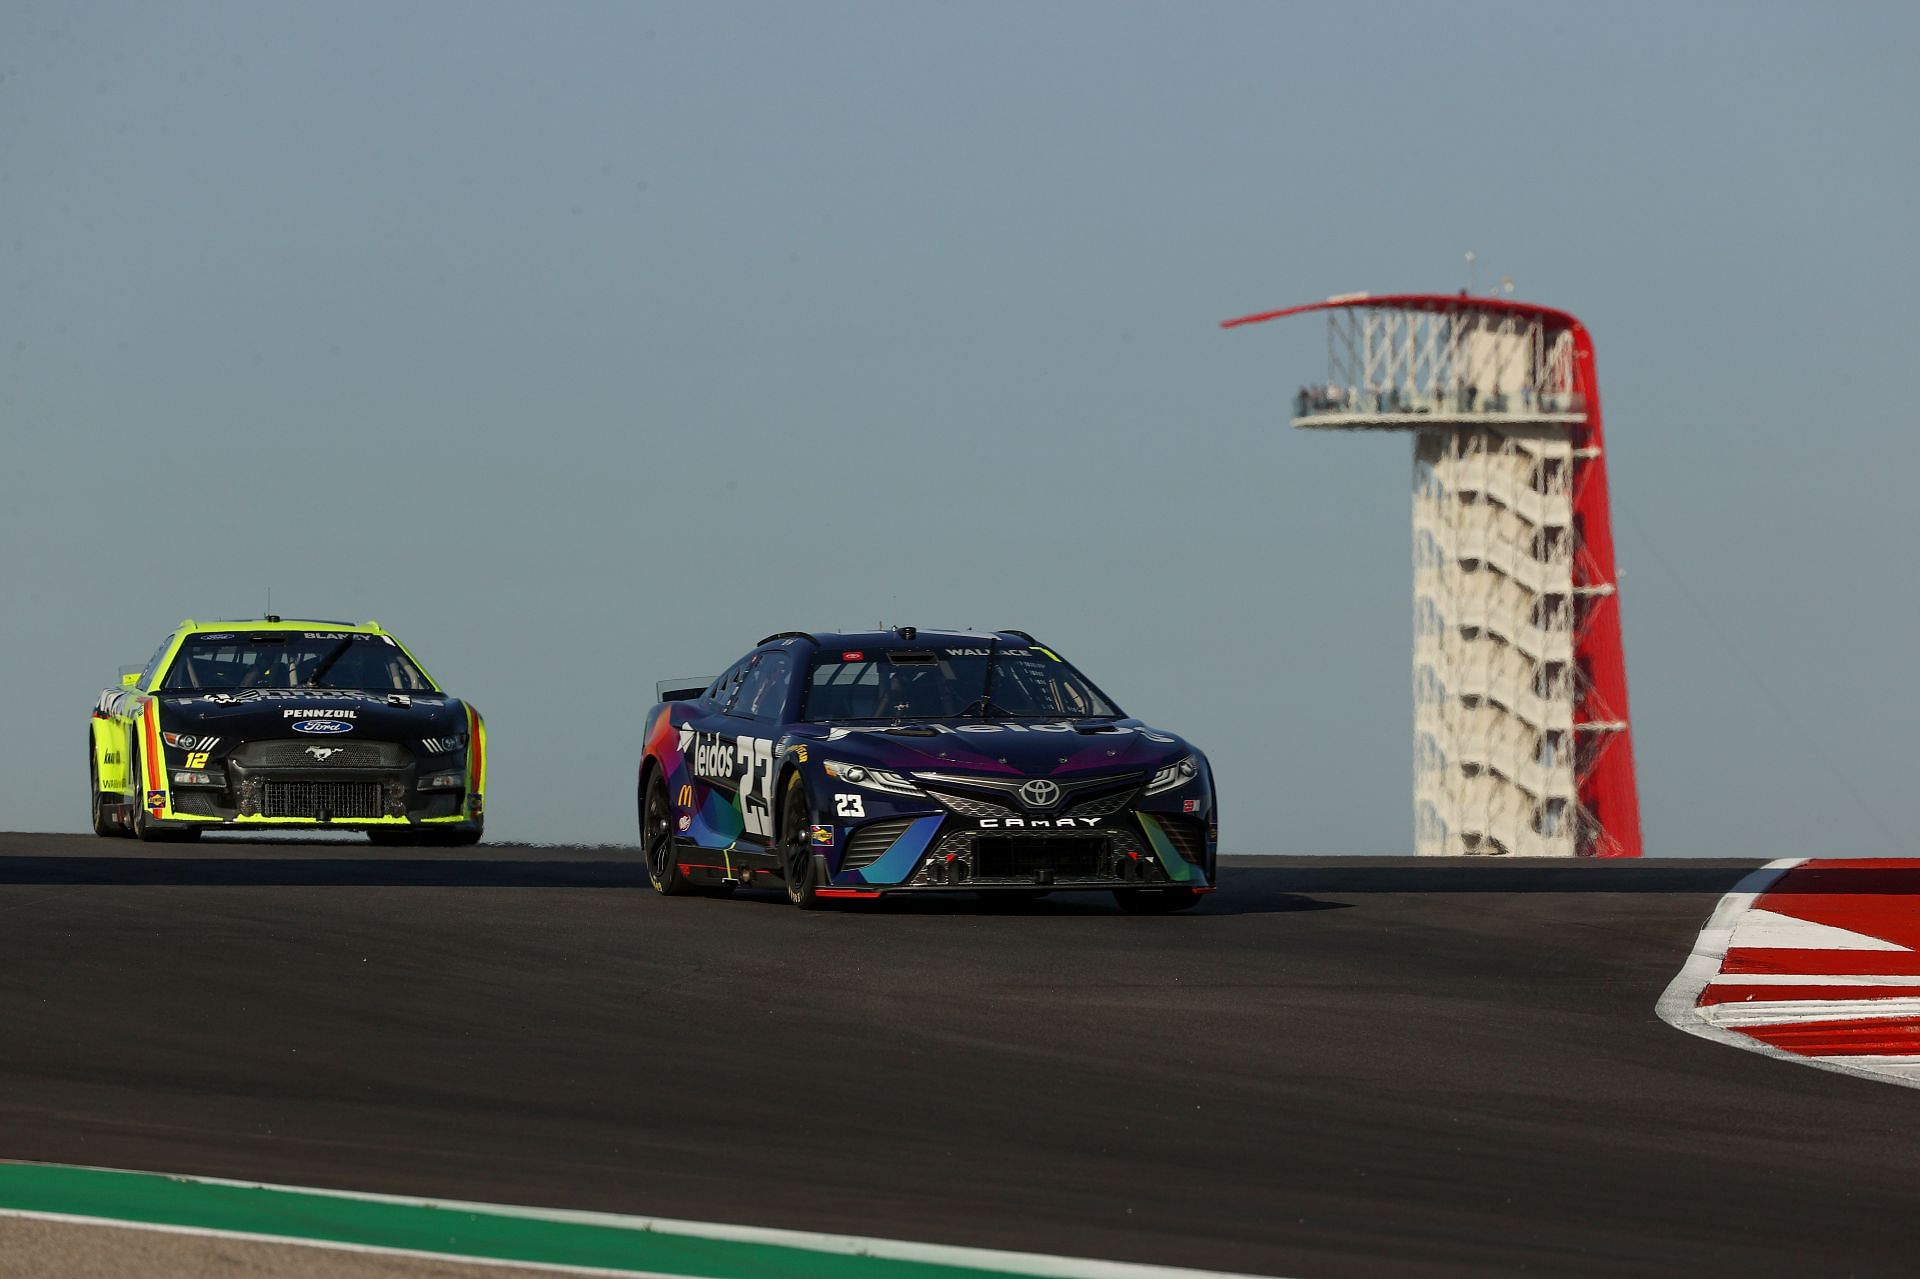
[{"left": 89, "top": 617, "right": 486, "bottom": 844}]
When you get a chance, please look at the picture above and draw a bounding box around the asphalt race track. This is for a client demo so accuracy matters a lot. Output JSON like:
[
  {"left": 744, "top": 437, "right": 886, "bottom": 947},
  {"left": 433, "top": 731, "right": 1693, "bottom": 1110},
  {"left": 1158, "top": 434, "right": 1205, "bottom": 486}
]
[{"left": 3, "top": 833, "right": 1918, "bottom": 1278}]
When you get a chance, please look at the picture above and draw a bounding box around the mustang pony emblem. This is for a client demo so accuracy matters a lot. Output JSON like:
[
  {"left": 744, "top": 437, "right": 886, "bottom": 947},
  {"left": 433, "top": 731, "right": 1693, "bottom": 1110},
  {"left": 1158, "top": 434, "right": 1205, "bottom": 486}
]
[{"left": 305, "top": 746, "right": 343, "bottom": 761}]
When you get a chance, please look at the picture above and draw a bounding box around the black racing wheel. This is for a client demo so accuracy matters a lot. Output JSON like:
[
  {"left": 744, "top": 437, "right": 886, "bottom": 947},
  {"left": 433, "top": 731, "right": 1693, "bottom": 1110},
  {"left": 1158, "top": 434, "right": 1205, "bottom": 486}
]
[
  {"left": 780, "top": 773, "right": 822, "bottom": 910},
  {"left": 641, "top": 768, "right": 692, "bottom": 895},
  {"left": 88, "top": 741, "right": 119, "bottom": 838}
]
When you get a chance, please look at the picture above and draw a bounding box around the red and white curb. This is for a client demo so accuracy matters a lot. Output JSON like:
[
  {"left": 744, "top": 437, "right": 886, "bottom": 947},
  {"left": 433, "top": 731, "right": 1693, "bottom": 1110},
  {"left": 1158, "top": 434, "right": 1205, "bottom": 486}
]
[{"left": 1659, "top": 857, "right": 1920, "bottom": 1089}]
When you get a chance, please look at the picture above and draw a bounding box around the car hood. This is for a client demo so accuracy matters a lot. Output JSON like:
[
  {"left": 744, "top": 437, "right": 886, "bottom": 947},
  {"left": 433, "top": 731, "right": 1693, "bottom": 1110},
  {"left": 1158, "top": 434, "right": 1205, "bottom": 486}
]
[
  {"left": 787, "top": 718, "right": 1192, "bottom": 777},
  {"left": 154, "top": 689, "right": 467, "bottom": 739}
]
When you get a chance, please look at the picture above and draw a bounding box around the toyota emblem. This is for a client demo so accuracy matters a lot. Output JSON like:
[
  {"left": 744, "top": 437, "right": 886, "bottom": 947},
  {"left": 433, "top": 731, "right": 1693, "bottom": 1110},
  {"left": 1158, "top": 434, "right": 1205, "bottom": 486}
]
[{"left": 1018, "top": 779, "right": 1061, "bottom": 809}]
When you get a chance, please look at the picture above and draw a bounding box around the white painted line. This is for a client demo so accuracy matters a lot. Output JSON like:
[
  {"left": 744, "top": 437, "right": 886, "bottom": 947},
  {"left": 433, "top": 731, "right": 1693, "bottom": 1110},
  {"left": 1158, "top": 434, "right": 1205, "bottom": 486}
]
[
  {"left": 1728, "top": 908, "right": 1908, "bottom": 951},
  {"left": 1, "top": 1163, "right": 1293, "bottom": 1279},
  {"left": 1655, "top": 858, "right": 1920, "bottom": 1091},
  {"left": 1701, "top": 998, "right": 1920, "bottom": 1027}
]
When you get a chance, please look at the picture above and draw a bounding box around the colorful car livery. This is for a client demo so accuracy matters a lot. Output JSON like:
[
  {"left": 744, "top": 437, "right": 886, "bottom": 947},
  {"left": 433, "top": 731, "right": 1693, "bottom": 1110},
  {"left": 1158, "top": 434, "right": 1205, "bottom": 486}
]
[
  {"left": 637, "top": 628, "right": 1217, "bottom": 910},
  {"left": 89, "top": 617, "right": 485, "bottom": 843}
]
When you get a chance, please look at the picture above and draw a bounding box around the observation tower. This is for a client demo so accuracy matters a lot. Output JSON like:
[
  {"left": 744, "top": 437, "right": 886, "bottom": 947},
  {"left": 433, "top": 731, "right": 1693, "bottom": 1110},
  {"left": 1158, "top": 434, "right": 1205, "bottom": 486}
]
[{"left": 1224, "top": 293, "right": 1641, "bottom": 857}]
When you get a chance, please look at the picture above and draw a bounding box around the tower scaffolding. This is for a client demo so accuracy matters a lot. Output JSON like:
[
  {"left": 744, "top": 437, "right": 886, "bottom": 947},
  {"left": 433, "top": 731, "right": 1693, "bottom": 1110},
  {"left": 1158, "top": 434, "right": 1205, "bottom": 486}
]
[{"left": 1225, "top": 293, "right": 1642, "bottom": 857}]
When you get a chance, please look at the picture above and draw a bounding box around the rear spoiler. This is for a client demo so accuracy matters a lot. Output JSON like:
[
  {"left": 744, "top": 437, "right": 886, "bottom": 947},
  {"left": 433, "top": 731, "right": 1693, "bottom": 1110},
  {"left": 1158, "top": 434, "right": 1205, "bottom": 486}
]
[{"left": 655, "top": 677, "right": 712, "bottom": 703}]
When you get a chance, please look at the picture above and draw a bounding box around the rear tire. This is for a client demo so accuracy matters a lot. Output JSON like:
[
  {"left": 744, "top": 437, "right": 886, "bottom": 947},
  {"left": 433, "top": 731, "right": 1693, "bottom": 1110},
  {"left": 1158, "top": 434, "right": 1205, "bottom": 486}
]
[
  {"left": 88, "top": 742, "right": 119, "bottom": 838},
  {"left": 1113, "top": 888, "right": 1203, "bottom": 914},
  {"left": 780, "top": 774, "right": 823, "bottom": 910},
  {"left": 641, "top": 769, "right": 693, "bottom": 895}
]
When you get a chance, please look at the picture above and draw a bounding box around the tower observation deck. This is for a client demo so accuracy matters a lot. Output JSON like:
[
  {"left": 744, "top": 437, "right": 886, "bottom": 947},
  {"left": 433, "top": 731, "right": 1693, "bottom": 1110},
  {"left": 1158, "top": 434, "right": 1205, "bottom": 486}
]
[{"left": 1224, "top": 293, "right": 1642, "bottom": 857}]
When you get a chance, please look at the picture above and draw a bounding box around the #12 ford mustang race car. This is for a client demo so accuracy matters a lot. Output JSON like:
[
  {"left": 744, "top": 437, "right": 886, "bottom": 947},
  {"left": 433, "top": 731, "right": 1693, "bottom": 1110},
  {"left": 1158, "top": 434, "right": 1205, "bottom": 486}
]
[
  {"left": 88, "top": 617, "right": 486, "bottom": 843},
  {"left": 638, "top": 628, "right": 1217, "bottom": 911}
]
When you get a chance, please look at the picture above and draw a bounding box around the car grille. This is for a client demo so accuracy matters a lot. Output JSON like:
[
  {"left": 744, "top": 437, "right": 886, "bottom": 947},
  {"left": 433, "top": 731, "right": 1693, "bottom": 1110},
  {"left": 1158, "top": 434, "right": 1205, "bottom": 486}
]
[
  {"left": 973, "top": 835, "right": 1104, "bottom": 880},
  {"left": 233, "top": 741, "right": 411, "bottom": 769},
  {"left": 1065, "top": 789, "right": 1135, "bottom": 819},
  {"left": 842, "top": 817, "right": 916, "bottom": 871},
  {"left": 924, "top": 789, "right": 1016, "bottom": 820},
  {"left": 261, "top": 781, "right": 386, "bottom": 819}
]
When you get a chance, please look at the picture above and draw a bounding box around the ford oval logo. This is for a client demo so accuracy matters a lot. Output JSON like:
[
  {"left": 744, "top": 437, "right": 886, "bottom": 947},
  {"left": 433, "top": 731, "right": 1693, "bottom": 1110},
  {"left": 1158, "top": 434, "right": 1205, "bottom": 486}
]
[{"left": 292, "top": 719, "right": 354, "bottom": 735}]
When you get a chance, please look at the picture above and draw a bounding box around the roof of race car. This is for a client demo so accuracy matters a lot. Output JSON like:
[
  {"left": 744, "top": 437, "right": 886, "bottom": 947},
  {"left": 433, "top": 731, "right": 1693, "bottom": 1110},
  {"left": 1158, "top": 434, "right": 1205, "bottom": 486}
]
[
  {"left": 762, "top": 628, "right": 1038, "bottom": 652},
  {"left": 176, "top": 617, "right": 388, "bottom": 635}
]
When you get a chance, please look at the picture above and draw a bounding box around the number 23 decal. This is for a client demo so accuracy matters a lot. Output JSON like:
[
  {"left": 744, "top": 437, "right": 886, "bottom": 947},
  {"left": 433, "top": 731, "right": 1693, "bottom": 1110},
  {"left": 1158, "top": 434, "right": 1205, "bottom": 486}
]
[{"left": 834, "top": 793, "right": 865, "bottom": 818}]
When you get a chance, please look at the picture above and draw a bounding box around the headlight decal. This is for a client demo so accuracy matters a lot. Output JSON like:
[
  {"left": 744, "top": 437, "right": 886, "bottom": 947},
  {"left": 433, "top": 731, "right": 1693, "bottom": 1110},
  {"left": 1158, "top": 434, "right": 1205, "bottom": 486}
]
[
  {"left": 1145, "top": 755, "right": 1199, "bottom": 796},
  {"left": 821, "top": 760, "right": 925, "bottom": 797}
]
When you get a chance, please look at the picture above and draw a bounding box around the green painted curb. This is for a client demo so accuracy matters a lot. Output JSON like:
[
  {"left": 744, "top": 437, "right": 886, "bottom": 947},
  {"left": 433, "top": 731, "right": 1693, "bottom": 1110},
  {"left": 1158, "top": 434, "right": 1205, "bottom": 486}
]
[{"left": 0, "top": 1163, "right": 1021, "bottom": 1278}]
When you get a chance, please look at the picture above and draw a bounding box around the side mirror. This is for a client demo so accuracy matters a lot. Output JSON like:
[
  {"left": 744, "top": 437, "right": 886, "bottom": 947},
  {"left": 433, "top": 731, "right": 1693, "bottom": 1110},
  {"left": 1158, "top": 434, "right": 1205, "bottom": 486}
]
[{"left": 119, "top": 670, "right": 142, "bottom": 688}]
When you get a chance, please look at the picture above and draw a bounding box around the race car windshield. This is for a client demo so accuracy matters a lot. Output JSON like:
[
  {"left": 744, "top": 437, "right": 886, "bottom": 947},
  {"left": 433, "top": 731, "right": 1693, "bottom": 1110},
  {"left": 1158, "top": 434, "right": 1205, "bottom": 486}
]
[
  {"left": 800, "top": 647, "right": 1121, "bottom": 722},
  {"left": 159, "top": 634, "right": 434, "bottom": 692}
]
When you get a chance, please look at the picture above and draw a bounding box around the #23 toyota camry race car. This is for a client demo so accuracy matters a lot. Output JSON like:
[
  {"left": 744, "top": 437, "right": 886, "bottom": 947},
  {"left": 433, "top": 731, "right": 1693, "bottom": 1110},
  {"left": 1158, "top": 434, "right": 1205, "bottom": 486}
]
[
  {"left": 638, "top": 628, "right": 1217, "bottom": 911},
  {"left": 89, "top": 617, "right": 486, "bottom": 843}
]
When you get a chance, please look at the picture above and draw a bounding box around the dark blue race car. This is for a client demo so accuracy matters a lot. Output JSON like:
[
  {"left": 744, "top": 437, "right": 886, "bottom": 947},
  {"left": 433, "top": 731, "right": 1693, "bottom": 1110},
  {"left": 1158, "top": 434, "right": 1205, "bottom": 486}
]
[{"left": 638, "top": 629, "right": 1216, "bottom": 911}]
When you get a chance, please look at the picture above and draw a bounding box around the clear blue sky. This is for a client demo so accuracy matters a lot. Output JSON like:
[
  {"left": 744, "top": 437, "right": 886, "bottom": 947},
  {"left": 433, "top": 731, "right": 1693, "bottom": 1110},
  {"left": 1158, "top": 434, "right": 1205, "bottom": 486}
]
[{"left": 4, "top": 1, "right": 1915, "bottom": 854}]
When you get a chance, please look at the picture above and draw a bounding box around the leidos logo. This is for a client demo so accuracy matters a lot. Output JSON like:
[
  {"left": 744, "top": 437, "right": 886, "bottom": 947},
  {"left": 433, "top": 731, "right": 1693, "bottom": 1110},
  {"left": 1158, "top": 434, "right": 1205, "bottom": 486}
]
[{"left": 692, "top": 733, "right": 736, "bottom": 781}]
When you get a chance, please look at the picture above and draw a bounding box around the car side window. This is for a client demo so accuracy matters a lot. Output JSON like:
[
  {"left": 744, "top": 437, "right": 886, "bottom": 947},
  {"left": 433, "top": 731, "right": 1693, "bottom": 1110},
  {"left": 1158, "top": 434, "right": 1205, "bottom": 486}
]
[
  {"left": 736, "top": 651, "right": 792, "bottom": 722},
  {"left": 139, "top": 636, "right": 175, "bottom": 688},
  {"left": 707, "top": 661, "right": 747, "bottom": 713}
]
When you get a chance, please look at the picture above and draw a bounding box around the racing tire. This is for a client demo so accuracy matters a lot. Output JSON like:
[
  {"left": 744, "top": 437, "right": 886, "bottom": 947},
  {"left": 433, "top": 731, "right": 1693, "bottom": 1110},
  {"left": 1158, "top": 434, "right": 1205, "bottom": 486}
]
[
  {"left": 88, "top": 742, "right": 120, "bottom": 838},
  {"left": 1112, "top": 887, "right": 1203, "bottom": 914},
  {"left": 127, "top": 745, "right": 198, "bottom": 843},
  {"left": 780, "top": 774, "right": 823, "bottom": 911},
  {"left": 641, "top": 769, "right": 694, "bottom": 896}
]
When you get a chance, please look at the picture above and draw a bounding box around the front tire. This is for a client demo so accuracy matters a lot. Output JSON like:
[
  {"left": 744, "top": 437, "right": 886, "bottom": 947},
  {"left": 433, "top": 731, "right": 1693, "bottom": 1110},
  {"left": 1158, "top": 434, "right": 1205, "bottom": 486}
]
[
  {"left": 780, "top": 774, "right": 823, "bottom": 910},
  {"left": 641, "top": 769, "right": 693, "bottom": 895}
]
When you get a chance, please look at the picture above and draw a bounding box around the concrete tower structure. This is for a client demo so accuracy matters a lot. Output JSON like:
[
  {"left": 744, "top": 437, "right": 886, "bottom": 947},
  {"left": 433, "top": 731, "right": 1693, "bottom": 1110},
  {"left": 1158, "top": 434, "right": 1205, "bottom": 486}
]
[{"left": 1225, "top": 293, "right": 1641, "bottom": 857}]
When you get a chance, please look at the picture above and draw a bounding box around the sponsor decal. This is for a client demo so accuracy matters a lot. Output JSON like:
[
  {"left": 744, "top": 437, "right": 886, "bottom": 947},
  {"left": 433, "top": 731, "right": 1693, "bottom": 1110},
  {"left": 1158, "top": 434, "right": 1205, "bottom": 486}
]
[
  {"left": 202, "top": 633, "right": 234, "bottom": 641},
  {"left": 184, "top": 751, "right": 210, "bottom": 769},
  {"left": 787, "top": 744, "right": 808, "bottom": 764},
  {"left": 820, "top": 722, "right": 1177, "bottom": 743},
  {"left": 292, "top": 720, "right": 354, "bottom": 735},
  {"left": 193, "top": 689, "right": 364, "bottom": 704},
  {"left": 302, "top": 632, "right": 363, "bottom": 640},
  {"left": 676, "top": 814, "right": 692, "bottom": 832},
  {"left": 811, "top": 824, "right": 834, "bottom": 846},
  {"left": 941, "top": 647, "right": 1032, "bottom": 657},
  {"left": 388, "top": 694, "right": 411, "bottom": 707},
  {"left": 145, "top": 790, "right": 166, "bottom": 811},
  {"left": 305, "top": 746, "right": 343, "bottom": 761},
  {"left": 1183, "top": 799, "right": 1200, "bottom": 813},
  {"left": 978, "top": 816, "right": 1102, "bottom": 829},
  {"left": 841, "top": 651, "right": 864, "bottom": 661},
  {"left": 674, "top": 726, "right": 777, "bottom": 837},
  {"left": 677, "top": 783, "right": 694, "bottom": 808},
  {"left": 834, "top": 793, "right": 865, "bottom": 818},
  {"left": 284, "top": 708, "right": 356, "bottom": 719}
]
